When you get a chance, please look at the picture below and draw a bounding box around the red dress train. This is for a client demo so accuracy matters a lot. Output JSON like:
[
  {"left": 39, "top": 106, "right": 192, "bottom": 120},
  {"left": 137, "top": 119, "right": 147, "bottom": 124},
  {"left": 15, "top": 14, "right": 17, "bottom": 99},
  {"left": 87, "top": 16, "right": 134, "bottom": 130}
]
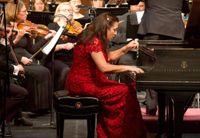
[{"left": 66, "top": 37, "right": 146, "bottom": 138}]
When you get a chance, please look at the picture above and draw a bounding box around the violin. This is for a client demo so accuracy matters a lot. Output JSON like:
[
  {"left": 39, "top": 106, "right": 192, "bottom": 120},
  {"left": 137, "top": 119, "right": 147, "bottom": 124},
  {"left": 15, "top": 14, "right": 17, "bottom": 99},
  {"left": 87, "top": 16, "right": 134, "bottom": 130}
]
[
  {"left": 17, "top": 20, "right": 50, "bottom": 37},
  {"left": 0, "top": 26, "right": 18, "bottom": 37},
  {"left": 65, "top": 20, "right": 83, "bottom": 37},
  {"left": 0, "top": 20, "right": 50, "bottom": 38}
]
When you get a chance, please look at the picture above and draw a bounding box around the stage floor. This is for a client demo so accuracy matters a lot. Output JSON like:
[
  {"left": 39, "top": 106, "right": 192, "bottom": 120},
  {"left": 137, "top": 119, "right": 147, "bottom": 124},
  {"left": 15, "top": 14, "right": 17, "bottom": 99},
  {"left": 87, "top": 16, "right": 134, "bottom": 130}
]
[{"left": 8, "top": 108, "right": 200, "bottom": 138}]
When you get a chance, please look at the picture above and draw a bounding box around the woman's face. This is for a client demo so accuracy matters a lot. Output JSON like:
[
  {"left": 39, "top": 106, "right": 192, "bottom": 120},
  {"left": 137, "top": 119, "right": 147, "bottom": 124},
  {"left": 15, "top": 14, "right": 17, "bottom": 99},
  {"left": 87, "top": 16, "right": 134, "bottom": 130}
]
[
  {"left": 70, "top": 0, "right": 81, "bottom": 13},
  {"left": 92, "top": 0, "right": 104, "bottom": 8},
  {"left": 107, "top": 22, "right": 119, "bottom": 41},
  {"left": 17, "top": 4, "right": 28, "bottom": 22},
  {"left": 34, "top": 0, "right": 45, "bottom": 12},
  {"left": 59, "top": 4, "right": 73, "bottom": 20}
]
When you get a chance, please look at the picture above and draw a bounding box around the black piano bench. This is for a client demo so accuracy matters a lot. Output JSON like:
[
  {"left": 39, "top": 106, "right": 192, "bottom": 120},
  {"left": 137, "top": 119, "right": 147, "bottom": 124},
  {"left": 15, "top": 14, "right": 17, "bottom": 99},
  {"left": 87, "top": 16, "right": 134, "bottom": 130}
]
[{"left": 53, "top": 90, "right": 100, "bottom": 138}]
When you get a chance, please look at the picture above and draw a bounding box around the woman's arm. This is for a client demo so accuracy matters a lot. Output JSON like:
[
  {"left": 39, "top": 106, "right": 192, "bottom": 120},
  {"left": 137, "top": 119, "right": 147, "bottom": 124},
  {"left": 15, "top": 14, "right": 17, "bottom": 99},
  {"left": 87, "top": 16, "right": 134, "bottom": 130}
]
[
  {"left": 91, "top": 51, "right": 143, "bottom": 74},
  {"left": 107, "top": 40, "right": 138, "bottom": 61},
  {"left": 13, "top": 25, "right": 31, "bottom": 45},
  {"left": 54, "top": 43, "right": 75, "bottom": 51}
]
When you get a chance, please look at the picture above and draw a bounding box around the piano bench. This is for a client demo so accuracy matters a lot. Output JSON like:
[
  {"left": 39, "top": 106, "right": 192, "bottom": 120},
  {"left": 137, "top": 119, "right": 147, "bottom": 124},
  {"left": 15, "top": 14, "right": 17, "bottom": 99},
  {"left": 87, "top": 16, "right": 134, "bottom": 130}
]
[{"left": 53, "top": 90, "right": 100, "bottom": 138}]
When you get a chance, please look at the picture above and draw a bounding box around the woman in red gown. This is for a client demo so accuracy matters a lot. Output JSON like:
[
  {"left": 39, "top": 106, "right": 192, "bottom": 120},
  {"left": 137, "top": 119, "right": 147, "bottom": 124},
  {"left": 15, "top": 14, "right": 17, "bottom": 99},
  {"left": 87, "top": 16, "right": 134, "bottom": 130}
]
[{"left": 66, "top": 13, "right": 146, "bottom": 138}]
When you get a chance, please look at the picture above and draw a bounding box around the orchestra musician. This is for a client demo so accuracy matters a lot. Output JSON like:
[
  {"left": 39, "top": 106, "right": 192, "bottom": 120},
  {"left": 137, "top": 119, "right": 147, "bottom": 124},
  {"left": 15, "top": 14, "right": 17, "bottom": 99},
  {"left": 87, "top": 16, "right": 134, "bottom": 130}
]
[
  {"left": 111, "top": 0, "right": 145, "bottom": 45},
  {"left": 46, "top": 2, "right": 81, "bottom": 91},
  {"left": 69, "top": 0, "right": 84, "bottom": 19},
  {"left": 4, "top": 0, "right": 56, "bottom": 113},
  {"left": 138, "top": 0, "right": 190, "bottom": 40},
  {"left": 66, "top": 12, "right": 146, "bottom": 138}
]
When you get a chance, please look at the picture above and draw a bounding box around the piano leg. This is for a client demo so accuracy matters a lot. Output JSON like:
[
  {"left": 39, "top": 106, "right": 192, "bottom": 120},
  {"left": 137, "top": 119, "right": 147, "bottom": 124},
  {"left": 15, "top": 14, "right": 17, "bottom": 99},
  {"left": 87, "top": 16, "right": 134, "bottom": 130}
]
[
  {"left": 165, "top": 91, "right": 196, "bottom": 138},
  {"left": 167, "top": 96, "right": 174, "bottom": 138},
  {"left": 157, "top": 92, "right": 166, "bottom": 136},
  {"left": 183, "top": 94, "right": 196, "bottom": 113},
  {"left": 157, "top": 92, "right": 174, "bottom": 137}
]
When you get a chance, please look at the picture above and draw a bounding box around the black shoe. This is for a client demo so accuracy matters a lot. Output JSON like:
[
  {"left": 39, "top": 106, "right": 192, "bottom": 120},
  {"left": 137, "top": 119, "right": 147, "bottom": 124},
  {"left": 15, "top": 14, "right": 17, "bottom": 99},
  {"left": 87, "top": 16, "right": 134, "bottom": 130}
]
[
  {"left": 155, "top": 133, "right": 167, "bottom": 138},
  {"left": 14, "top": 117, "right": 33, "bottom": 126},
  {"left": 0, "top": 122, "right": 12, "bottom": 137},
  {"left": 146, "top": 108, "right": 157, "bottom": 116}
]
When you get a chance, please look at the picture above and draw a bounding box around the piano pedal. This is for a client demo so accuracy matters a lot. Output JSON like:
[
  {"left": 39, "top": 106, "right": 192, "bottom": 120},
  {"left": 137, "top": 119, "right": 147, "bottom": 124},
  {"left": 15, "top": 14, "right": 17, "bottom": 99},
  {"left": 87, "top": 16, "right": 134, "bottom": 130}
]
[{"left": 137, "top": 91, "right": 146, "bottom": 106}]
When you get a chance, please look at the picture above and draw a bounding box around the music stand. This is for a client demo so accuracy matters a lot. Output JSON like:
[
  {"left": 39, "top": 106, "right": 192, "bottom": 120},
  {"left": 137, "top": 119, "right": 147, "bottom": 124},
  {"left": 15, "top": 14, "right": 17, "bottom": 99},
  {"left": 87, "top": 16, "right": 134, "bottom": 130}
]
[
  {"left": 35, "top": 27, "right": 65, "bottom": 128},
  {"left": 106, "top": 3, "right": 130, "bottom": 8},
  {"left": 75, "top": 17, "right": 91, "bottom": 27},
  {"left": 48, "top": 3, "right": 58, "bottom": 12},
  {"left": 94, "top": 7, "right": 129, "bottom": 17},
  {"left": 27, "top": 11, "right": 54, "bottom": 26}
]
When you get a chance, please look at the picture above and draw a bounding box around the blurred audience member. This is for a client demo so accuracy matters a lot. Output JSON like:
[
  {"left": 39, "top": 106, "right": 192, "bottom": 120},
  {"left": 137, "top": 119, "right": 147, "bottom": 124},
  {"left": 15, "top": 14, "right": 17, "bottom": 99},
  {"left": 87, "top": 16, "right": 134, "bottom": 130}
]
[
  {"left": 32, "top": 0, "right": 49, "bottom": 12},
  {"left": 70, "top": 0, "right": 84, "bottom": 19},
  {"left": 92, "top": 0, "right": 105, "bottom": 8},
  {"left": 130, "top": 1, "right": 145, "bottom": 12}
]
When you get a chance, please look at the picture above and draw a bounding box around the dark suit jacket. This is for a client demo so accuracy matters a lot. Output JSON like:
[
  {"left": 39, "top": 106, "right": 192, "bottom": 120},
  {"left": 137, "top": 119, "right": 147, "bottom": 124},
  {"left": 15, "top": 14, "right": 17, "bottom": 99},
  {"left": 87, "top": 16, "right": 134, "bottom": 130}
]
[
  {"left": 138, "top": 0, "right": 189, "bottom": 40},
  {"left": 0, "top": 45, "right": 14, "bottom": 76}
]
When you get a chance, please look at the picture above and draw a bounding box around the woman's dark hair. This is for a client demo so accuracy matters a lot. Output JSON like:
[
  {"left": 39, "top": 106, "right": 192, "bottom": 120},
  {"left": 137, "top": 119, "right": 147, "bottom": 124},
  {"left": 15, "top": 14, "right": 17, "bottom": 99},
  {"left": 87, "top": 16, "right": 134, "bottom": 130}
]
[{"left": 78, "top": 12, "right": 119, "bottom": 49}]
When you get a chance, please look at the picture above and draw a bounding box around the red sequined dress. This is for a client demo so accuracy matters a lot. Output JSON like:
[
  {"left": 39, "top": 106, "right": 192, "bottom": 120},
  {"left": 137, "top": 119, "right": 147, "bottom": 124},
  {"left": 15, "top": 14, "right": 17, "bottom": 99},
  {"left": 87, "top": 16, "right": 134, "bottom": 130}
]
[{"left": 66, "top": 37, "right": 146, "bottom": 138}]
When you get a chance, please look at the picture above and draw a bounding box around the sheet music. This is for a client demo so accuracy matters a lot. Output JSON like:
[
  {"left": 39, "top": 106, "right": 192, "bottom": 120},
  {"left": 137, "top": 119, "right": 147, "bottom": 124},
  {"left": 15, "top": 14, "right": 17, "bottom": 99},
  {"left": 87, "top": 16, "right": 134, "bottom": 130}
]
[
  {"left": 42, "top": 26, "right": 64, "bottom": 55},
  {"left": 136, "top": 11, "right": 144, "bottom": 24}
]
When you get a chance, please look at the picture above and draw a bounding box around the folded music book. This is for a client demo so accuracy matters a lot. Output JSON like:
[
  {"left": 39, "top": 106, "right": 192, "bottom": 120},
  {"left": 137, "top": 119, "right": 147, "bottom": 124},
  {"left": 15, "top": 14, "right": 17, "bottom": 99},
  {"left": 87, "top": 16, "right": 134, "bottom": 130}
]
[
  {"left": 136, "top": 11, "right": 144, "bottom": 24},
  {"left": 42, "top": 26, "right": 65, "bottom": 55}
]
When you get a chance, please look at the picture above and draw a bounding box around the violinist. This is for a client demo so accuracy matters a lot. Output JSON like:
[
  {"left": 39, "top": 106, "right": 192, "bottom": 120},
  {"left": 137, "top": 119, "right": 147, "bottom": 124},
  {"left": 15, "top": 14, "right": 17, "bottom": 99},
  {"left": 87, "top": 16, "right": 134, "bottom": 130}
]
[
  {"left": 5, "top": 0, "right": 56, "bottom": 113},
  {"left": 46, "top": 2, "right": 81, "bottom": 90},
  {"left": 49, "top": 2, "right": 82, "bottom": 52}
]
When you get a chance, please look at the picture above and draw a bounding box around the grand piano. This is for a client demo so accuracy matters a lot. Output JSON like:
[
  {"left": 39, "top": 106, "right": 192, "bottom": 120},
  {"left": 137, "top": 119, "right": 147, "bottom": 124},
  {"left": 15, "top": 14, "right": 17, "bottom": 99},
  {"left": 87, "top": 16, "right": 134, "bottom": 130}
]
[{"left": 125, "top": 0, "right": 200, "bottom": 138}]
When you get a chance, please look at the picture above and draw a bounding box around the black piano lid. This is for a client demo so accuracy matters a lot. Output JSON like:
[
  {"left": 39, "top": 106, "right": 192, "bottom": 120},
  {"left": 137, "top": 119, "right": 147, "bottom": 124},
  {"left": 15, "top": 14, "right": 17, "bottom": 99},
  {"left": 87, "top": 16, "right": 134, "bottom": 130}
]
[{"left": 94, "top": 7, "right": 129, "bottom": 16}]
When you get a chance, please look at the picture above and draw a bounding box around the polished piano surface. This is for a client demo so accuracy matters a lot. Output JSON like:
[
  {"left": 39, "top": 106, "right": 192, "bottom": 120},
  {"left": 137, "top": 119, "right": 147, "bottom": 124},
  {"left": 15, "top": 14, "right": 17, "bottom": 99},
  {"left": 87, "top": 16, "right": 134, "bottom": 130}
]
[
  {"left": 132, "top": 45, "right": 200, "bottom": 138},
  {"left": 136, "top": 47, "right": 200, "bottom": 91},
  {"left": 125, "top": 0, "right": 200, "bottom": 138}
]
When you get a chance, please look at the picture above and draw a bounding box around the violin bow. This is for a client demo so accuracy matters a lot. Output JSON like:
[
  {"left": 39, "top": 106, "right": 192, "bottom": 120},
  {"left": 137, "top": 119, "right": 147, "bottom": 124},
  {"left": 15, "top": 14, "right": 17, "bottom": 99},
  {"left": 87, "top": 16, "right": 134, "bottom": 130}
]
[
  {"left": 8, "top": 37, "right": 19, "bottom": 65},
  {"left": 8, "top": 37, "right": 25, "bottom": 78}
]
